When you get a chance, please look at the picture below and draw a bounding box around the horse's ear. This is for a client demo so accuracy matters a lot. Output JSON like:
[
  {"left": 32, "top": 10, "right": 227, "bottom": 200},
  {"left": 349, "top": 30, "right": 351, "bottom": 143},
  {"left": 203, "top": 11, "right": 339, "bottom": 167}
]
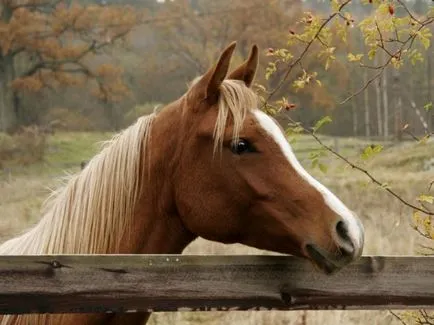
[
  {"left": 227, "top": 44, "right": 258, "bottom": 87},
  {"left": 191, "top": 41, "right": 237, "bottom": 104}
]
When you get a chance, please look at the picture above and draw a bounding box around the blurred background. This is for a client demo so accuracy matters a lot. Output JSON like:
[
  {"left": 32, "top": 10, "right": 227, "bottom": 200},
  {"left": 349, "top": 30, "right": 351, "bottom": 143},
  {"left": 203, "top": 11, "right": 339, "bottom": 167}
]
[{"left": 0, "top": 0, "right": 433, "bottom": 324}]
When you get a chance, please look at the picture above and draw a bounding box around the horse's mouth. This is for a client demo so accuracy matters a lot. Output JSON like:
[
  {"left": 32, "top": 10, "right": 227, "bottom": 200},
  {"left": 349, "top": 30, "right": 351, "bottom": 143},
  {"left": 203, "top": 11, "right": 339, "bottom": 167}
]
[{"left": 305, "top": 244, "right": 351, "bottom": 275}]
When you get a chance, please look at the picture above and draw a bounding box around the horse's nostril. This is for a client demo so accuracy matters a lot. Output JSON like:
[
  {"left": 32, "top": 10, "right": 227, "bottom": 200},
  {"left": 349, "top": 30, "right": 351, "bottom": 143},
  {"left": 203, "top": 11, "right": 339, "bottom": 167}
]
[
  {"left": 335, "top": 220, "right": 354, "bottom": 256},
  {"left": 336, "top": 220, "right": 350, "bottom": 241}
]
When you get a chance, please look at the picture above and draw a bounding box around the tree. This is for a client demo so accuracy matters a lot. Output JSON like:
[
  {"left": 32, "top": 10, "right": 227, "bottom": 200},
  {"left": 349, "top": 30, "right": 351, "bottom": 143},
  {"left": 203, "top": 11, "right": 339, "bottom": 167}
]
[
  {"left": 132, "top": 0, "right": 302, "bottom": 102},
  {"left": 0, "top": 0, "right": 142, "bottom": 132},
  {"left": 260, "top": 0, "right": 433, "bottom": 138}
]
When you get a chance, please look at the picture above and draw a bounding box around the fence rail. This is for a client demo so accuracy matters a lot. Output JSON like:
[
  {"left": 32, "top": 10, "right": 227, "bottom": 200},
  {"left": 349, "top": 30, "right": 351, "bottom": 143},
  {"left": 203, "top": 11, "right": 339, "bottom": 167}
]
[{"left": 0, "top": 255, "right": 432, "bottom": 314}]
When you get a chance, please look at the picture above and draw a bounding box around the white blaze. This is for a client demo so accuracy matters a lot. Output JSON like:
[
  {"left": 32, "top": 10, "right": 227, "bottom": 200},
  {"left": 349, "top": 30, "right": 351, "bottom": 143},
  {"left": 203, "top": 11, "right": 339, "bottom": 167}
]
[{"left": 252, "top": 110, "right": 364, "bottom": 254}]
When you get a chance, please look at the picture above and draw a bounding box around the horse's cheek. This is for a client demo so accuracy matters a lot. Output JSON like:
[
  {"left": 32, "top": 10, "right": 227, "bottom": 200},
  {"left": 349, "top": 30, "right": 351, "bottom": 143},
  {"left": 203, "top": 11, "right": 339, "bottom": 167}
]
[{"left": 174, "top": 181, "right": 243, "bottom": 241}]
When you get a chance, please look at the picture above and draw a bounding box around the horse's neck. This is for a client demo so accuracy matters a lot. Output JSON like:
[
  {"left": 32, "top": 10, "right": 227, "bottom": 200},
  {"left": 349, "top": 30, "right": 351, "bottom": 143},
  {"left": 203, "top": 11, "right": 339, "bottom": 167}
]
[{"left": 134, "top": 102, "right": 196, "bottom": 254}]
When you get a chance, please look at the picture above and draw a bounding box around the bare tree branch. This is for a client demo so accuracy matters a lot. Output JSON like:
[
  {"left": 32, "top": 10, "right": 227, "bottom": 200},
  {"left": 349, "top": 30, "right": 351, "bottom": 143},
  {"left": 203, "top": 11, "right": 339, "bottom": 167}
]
[{"left": 389, "top": 311, "right": 408, "bottom": 325}]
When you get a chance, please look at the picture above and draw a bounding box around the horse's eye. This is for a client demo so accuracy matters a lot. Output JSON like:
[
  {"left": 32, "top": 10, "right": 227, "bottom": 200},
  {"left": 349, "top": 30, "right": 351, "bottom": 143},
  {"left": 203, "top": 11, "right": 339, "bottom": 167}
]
[{"left": 231, "top": 139, "right": 255, "bottom": 155}]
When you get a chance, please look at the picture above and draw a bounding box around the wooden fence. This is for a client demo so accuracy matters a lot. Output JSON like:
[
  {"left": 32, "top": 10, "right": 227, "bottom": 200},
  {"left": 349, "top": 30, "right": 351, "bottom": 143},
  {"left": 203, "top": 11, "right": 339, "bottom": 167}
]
[{"left": 0, "top": 255, "right": 432, "bottom": 314}]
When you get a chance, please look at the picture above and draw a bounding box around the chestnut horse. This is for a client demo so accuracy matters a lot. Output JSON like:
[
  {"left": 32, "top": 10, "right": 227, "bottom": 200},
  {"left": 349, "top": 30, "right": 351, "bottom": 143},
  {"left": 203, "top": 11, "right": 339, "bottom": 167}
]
[{"left": 0, "top": 42, "right": 364, "bottom": 325}]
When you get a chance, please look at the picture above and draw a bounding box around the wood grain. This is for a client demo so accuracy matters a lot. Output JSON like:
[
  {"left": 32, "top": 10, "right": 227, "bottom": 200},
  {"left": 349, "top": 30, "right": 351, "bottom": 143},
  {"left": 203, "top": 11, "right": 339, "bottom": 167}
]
[{"left": 0, "top": 255, "right": 431, "bottom": 314}]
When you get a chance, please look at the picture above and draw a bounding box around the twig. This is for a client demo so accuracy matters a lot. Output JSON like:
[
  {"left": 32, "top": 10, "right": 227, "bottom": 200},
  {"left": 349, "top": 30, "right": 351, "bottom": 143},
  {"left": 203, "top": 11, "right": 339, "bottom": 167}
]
[
  {"left": 389, "top": 311, "right": 408, "bottom": 325},
  {"left": 282, "top": 115, "right": 434, "bottom": 216},
  {"left": 340, "top": 64, "right": 389, "bottom": 104},
  {"left": 418, "top": 245, "right": 434, "bottom": 256},
  {"left": 396, "top": 0, "right": 424, "bottom": 25},
  {"left": 403, "top": 129, "right": 421, "bottom": 142},
  {"left": 413, "top": 227, "right": 433, "bottom": 241},
  {"left": 311, "top": 131, "right": 433, "bottom": 215},
  {"left": 261, "top": 0, "right": 352, "bottom": 107},
  {"left": 310, "top": 132, "right": 432, "bottom": 215}
]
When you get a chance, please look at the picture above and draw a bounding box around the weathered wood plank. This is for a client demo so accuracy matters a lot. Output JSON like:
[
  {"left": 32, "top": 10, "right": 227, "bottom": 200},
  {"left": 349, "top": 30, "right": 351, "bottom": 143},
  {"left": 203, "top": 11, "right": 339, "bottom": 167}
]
[{"left": 0, "top": 255, "right": 431, "bottom": 314}]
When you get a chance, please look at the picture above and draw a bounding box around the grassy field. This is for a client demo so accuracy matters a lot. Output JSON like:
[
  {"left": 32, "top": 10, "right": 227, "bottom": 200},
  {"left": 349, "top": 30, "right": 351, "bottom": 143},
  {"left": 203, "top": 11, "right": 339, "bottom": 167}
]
[
  {"left": 0, "top": 132, "right": 113, "bottom": 240},
  {"left": 0, "top": 131, "right": 433, "bottom": 325}
]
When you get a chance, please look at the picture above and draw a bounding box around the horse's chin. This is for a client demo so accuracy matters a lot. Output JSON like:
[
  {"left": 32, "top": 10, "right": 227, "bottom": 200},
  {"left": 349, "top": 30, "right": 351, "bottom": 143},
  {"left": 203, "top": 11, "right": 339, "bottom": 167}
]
[{"left": 305, "top": 244, "right": 354, "bottom": 275}]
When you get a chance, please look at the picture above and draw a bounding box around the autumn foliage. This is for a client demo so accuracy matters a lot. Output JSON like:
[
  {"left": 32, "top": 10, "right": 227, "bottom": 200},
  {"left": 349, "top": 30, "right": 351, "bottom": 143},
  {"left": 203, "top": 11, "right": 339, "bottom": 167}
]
[
  {"left": 0, "top": 0, "right": 144, "bottom": 131},
  {"left": 8, "top": 1, "right": 140, "bottom": 96}
]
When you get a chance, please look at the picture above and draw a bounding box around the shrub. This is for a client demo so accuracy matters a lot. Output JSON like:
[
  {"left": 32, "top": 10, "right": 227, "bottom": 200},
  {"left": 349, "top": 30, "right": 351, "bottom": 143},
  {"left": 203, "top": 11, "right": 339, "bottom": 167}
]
[
  {"left": 0, "top": 125, "right": 48, "bottom": 167},
  {"left": 43, "top": 107, "right": 94, "bottom": 131}
]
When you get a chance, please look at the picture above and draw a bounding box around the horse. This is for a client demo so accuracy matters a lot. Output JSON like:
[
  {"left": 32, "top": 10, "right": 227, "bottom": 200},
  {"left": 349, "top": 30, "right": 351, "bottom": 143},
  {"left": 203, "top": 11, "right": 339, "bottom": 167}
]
[{"left": 0, "top": 42, "right": 364, "bottom": 325}]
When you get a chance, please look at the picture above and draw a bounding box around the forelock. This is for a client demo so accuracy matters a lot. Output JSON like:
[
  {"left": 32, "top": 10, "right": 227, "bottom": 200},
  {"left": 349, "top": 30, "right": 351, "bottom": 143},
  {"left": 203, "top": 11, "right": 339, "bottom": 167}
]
[{"left": 213, "top": 79, "right": 258, "bottom": 154}]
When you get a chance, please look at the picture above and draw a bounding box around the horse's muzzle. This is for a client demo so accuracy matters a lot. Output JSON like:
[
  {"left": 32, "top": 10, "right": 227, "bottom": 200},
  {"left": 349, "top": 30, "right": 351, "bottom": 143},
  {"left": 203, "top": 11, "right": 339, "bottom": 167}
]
[{"left": 305, "top": 243, "right": 358, "bottom": 274}]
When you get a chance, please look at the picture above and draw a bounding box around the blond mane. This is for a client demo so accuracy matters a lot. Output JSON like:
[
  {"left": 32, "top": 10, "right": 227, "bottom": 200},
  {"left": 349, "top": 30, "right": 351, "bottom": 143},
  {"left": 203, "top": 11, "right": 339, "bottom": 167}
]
[{"left": 0, "top": 114, "right": 155, "bottom": 255}]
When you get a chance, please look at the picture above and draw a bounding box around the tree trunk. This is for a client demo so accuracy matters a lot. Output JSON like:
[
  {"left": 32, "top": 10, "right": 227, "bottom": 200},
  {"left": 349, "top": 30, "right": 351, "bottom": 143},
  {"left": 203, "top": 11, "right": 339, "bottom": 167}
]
[
  {"left": 392, "top": 70, "right": 403, "bottom": 141},
  {"left": 427, "top": 42, "right": 433, "bottom": 133},
  {"left": 0, "top": 5, "right": 18, "bottom": 133},
  {"left": 382, "top": 66, "right": 389, "bottom": 139},
  {"left": 363, "top": 68, "right": 370, "bottom": 137},
  {"left": 374, "top": 55, "right": 383, "bottom": 137},
  {"left": 351, "top": 94, "right": 358, "bottom": 136},
  {"left": 0, "top": 55, "right": 17, "bottom": 133}
]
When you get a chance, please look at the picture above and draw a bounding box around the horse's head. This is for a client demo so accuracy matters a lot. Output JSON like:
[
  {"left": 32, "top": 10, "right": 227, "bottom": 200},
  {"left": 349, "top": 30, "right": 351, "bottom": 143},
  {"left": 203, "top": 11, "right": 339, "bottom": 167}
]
[{"left": 174, "top": 42, "right": 364, "bottom": 274}]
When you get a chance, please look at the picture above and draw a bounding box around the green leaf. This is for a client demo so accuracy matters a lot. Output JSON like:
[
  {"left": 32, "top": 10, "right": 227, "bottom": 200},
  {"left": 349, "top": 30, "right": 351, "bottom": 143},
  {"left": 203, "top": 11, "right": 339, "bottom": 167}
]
[
  {"left": 417, "top": 195, "right": 434, "bottom": 204},
  {"left": 372, "top": 144, "right": 384, "bottom": 153},
  {"left": 265, "top": 62, "right": 277, "bottom": 80},
  {"left": 361, "top": 145, "right": 383, "bottom": 160},
  {"left": 424, "top": 102, "right": 433, "bottom": 112},
  {"left": 318, "top": 163, "right": 328, "bottom": 174},
  {"left": 417, "top": 29, "right": 432, "bottom": 50},
  {"left": 285, "top": 125, "right": 304, "bottom": 136},
  {"left": 313, "top": 116, "right": 332, "bottom": 132},
  {"left": 391, "top": 57, "right": 404, "bottom": 69},
  {"left": 330, "top": 0, "right": 340, "bottom": 12},
  {"left": 408, "top": 49, "right": 424, "bottom": 66},
  {"left": 361, "top": 146, "right": 373, "bottom": 160},
  {"left": 368, "top": 48, "right": 377, "bottom": 60},
  {"left": 347, "top": 53, "right": 364, "bottom": 62}
]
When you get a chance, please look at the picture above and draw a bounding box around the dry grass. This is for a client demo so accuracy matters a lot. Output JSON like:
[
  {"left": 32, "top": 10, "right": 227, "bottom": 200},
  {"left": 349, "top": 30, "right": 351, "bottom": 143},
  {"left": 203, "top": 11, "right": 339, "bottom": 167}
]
[{"left": 0, "top": 132, "right": 432, "bottom": 325}]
